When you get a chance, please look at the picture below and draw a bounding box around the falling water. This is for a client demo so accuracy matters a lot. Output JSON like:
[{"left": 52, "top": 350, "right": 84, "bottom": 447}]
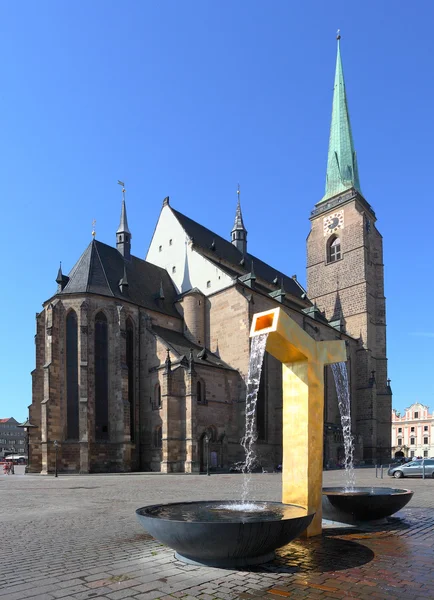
[
  {"left": 240, "top": 333, "right": 268, "bottom": 503},
  {"left": 331, "top": 362, "right": 356, "bottom": 491}
]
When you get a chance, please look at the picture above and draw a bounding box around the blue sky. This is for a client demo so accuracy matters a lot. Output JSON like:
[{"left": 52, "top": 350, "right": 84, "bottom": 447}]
[{"left": 1, "top": 1, "right": 433, "bottom": 421}]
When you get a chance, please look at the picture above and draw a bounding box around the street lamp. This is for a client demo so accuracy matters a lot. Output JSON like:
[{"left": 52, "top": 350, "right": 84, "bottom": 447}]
[
  {"left": 53, "top": 440, "right": 59, "bottom": 478},
  {"left": 17, "top": 419, "right": 37, "bottom": 474},
  {"left": 205, "top": 434, "right": 210, "bottom": 476}
]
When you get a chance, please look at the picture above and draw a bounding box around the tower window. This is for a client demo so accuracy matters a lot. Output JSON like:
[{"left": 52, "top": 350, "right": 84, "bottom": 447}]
[{"left": 327, "top": 236, "right": 341, "bottom": 263}]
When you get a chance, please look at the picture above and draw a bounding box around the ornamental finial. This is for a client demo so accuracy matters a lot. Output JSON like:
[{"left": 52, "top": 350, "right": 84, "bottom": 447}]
[
  {"left": 92, "top": 219, "right": 96, "bottom": 238},
  {"left": 336, "top": 29, "right": 341, "bottom": 41}
]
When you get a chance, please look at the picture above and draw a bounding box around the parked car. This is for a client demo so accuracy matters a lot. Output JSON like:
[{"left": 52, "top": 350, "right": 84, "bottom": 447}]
[{"left": 388, "top": 459, "right": 434, "bottom": 479}]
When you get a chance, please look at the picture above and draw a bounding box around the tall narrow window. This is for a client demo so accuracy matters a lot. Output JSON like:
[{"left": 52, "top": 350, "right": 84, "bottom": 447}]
[
  {"left": 95, "top": 312, "right": 109, "bottom": 440},
  {"left": 126, "top": 318, "right": 135, "bottom": 442},
  {"left": 327, "top": 236, "right": 341, "bottom": 263},
  {"left": 155, "top": 383, "right": 161, "bottom": 409},
  {"left": 66, "top": 310, "right": 79, "bottom": 439},
  {"left": 256, "top": 354, "right": 267, "bottom": 440}
]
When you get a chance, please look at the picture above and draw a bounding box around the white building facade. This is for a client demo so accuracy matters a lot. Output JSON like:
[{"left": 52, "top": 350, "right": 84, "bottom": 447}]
[{"left": 392, "top": 403, "right": 434, "bottom": 459}]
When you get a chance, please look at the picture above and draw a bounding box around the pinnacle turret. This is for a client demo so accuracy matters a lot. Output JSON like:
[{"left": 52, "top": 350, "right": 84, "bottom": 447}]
[{"left": 319, "top": 36, "right": 361, "bottom": 203}]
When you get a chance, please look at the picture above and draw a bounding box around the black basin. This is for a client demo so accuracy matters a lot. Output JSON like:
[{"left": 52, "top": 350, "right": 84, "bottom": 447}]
[
  {"left": 136, "top": 500, "right": 314, "bottom": 568},
  {"left": 322, "top": 487, "right": 413, "bottom": 524}
]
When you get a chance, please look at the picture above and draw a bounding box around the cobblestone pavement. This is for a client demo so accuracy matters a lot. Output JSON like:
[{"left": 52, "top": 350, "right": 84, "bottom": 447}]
[{"left": 1, "top": 468, "right": 433, "bottom": 600}]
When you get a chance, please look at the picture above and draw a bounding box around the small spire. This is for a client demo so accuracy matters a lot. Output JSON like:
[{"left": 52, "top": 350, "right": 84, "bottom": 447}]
[
  {"left": 116, "top": 181, "right": 132, "bottom": 260},
  {"left": 56, "top": 262, "right": 63, "bottom": 284},
  {"left": 116, "top": 182, "right": 131, "bottom": 235},
  {"left": 164, "top": 348, "right": 172, "bottom": 373},
  {"left": 92, "top": 219, "right": 96, "bottom": 238},
  {"left": 318, "top": 33, "right": 361, "bottom": 203},
  {"left": 231, "top": 184, "right": 247, "bottom": 254},
  {"left": 56, "top": 261, "right": 69, "bottom": 292},
  {"left": 188, "top": 348, "right": 195, "bottom": 374},
  {"left": 119, "top": 264, "right": 129, "bottom": 294},
  {"left": 250, "top": 260, "right": 256, "bottom": 280}
]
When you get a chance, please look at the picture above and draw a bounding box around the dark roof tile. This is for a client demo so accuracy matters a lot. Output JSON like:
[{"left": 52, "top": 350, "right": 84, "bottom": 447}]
[{"left": 171, "top": 208, "right": 307, "bottom": 300}]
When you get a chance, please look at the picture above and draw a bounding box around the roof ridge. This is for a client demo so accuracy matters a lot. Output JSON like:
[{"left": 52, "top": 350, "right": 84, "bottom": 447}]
[
  {"left": 171, "top": 207, "right": 241, "bottom": 254},
  {"left": 62, "top": 241, "right": 93, "bottom": 293},
  {"left": 90, "top": 240, "right": 115, "bottom": 296}
]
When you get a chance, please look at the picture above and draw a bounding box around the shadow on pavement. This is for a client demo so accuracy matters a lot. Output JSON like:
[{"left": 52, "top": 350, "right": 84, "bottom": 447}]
[{"left": 249, "top": 535, "right": 375, "bottom": 574}]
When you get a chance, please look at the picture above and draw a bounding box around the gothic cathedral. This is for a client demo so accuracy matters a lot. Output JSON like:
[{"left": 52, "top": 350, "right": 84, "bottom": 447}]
[{"left": 29, "top": 40, "right": 391, "bottom": 473}]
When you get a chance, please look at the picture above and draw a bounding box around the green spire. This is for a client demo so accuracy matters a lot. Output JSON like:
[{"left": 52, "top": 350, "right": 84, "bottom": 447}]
[{"left": 319, "top": 35, "right": 361, "bottom": 203}]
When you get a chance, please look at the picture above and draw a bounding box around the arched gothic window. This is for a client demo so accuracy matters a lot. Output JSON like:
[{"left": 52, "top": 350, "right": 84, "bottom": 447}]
[
  {"left": 155, "top": 383, "right": 162, "bottom": 409},
  {"left": 66, "top": 310, "right": 79, "bottom": 440},
  {"left": 126, "top": 318, "right": 135, "bottom": 441},
  {"left": 153, "top": 426, "right": 162, "bottom": 448},
  {"left": 327, "top": 236, "right": 341, "bottom": 263},
  {"left": 95, "top": 312, "right": 109, "bottom": 440}
]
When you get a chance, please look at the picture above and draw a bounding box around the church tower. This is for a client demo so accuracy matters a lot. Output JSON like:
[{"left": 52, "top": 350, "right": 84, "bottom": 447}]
[{"left": 306, "top": 35, "right": 391, "bottom": 463}]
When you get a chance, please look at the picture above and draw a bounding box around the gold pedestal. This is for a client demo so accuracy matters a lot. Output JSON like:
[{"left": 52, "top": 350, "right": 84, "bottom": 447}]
[{"left": 250, "top": 308, "right": 346, "bottom": 536}]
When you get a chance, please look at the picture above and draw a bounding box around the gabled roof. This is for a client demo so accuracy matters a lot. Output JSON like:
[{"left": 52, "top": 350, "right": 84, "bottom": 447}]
[
  {"left": 59, "top": 240, "right": 180, "bottom": 317},
  {"left": 171, "top": 208, "right": 307, "bottom": 302},
  {"left": 152, "top": 325, "right": 235, "bottom": 371}
]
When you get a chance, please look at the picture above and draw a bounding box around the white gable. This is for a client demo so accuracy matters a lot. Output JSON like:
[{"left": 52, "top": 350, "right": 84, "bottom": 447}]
[{"left": 146, "top": 205, "right": 233, "bottom": 295}]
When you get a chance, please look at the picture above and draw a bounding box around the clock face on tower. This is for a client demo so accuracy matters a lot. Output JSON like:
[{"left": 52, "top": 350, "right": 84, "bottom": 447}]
[{"left": 323, "top": 210, "right": 344, "bottom": 236}]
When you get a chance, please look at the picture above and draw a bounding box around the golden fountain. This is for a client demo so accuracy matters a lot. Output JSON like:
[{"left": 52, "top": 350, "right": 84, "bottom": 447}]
[{"left": 250, "top": 307, "right": 346, "bottom": 537}]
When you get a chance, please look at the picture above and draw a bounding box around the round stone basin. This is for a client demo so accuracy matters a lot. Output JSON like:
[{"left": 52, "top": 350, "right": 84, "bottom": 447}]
[
  {"left": 322, "top": 487, "right": 413, "bottom": 524},
  {"left": 136, "top": 500, "right": 314, "bottom": 568}
]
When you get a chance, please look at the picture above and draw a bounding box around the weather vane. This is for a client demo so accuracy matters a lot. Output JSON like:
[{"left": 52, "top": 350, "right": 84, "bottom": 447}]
[
  {"left": 237, "top": 183, "right": 240, "bottom": 196},
  {"left": 92, "top": 219, "right": 96, "bottom": 238},
  {"left": 336, "top": 29, "right": 341, "bottom": 40},
  {"left": 117, "top": 180, "right": 126, "bottom": 200}
]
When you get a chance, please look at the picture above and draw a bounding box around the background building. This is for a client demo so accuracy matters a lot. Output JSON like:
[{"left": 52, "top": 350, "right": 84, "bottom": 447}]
[
  {"left": 0, "top": 418, "right": 26, "bottom": 458},
  {"left": 28, "top": 40, "right": 392, "bottom": 474},
  {"left": 392, "top": 403, "right": 434, "bottom": 459}
]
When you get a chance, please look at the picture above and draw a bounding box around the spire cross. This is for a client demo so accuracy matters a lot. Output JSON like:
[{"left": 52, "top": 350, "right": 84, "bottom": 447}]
[
  {"left": 336, "top": 28, "right": 341, "bottom": 40},
  {"left": 92, "top": 219, "right": 96, "bottom": 238}
]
